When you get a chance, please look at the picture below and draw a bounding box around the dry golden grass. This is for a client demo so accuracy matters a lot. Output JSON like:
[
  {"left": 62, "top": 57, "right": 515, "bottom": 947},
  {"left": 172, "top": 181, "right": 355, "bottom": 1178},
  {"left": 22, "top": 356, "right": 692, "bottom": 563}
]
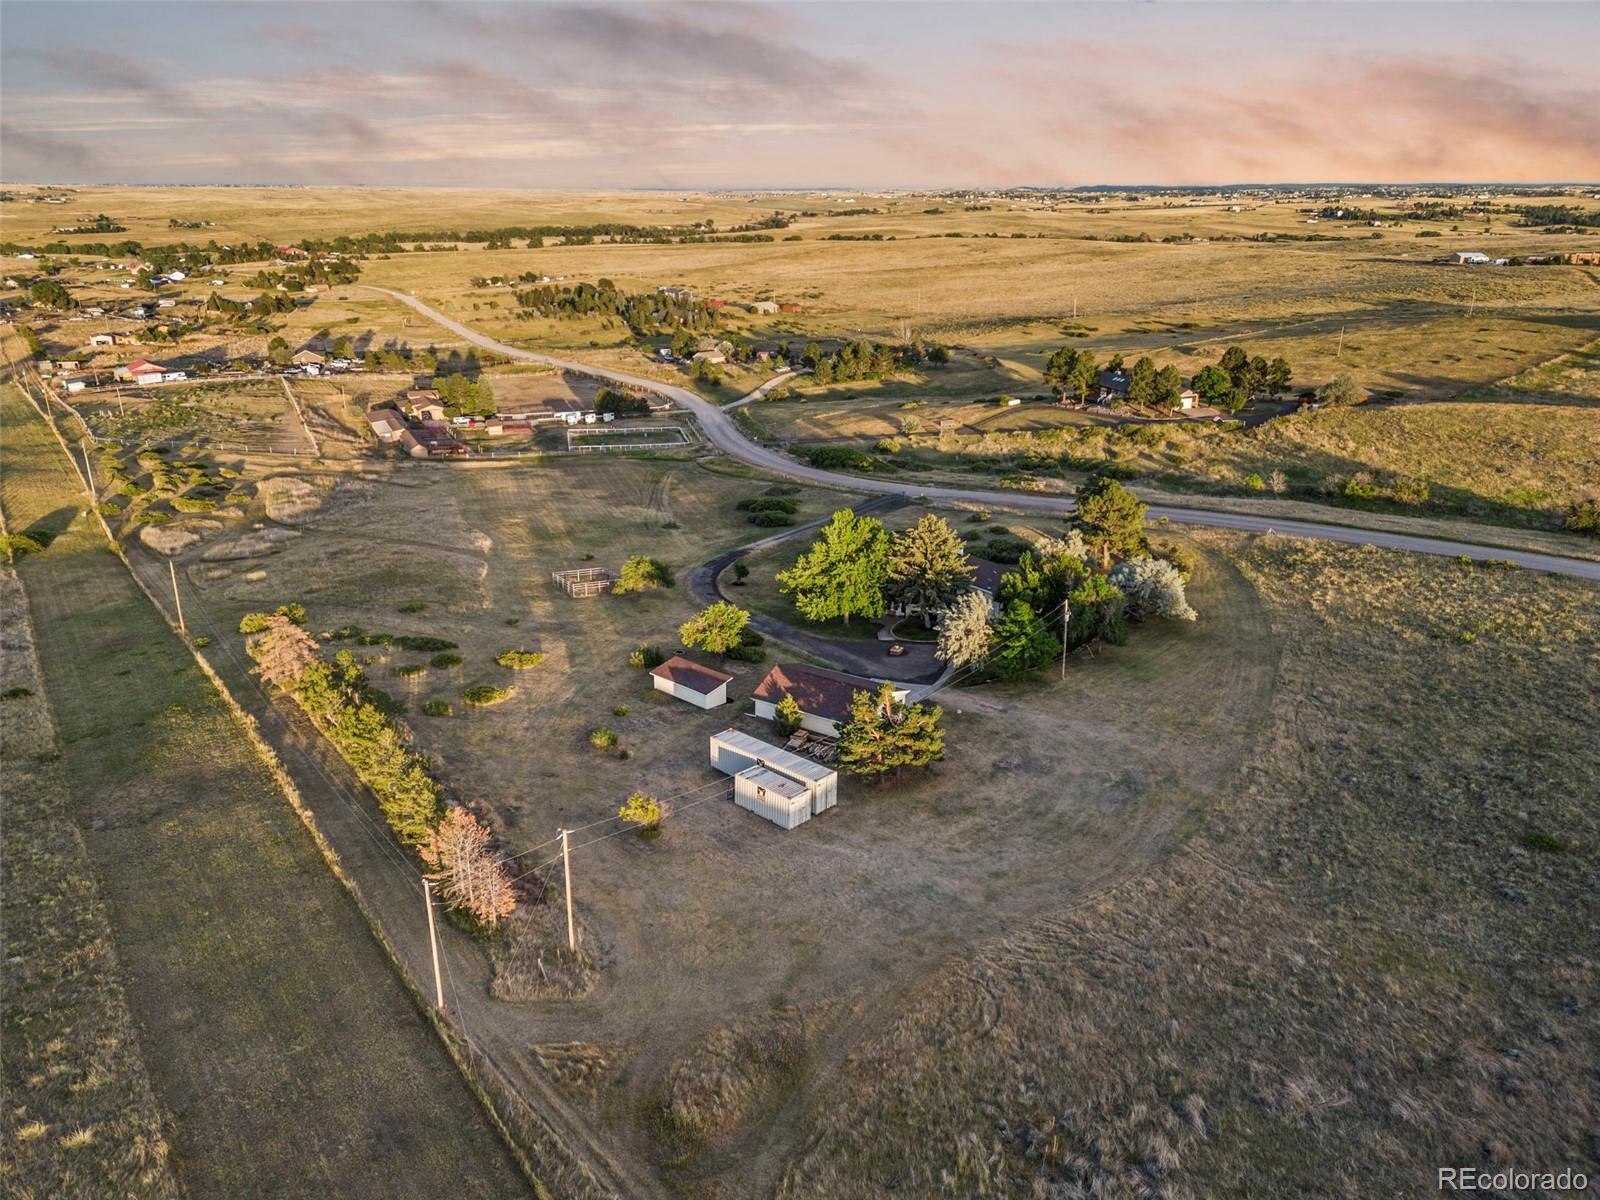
[{"left": 775, "top": 534, "right": 1600, "bottom": 1199}]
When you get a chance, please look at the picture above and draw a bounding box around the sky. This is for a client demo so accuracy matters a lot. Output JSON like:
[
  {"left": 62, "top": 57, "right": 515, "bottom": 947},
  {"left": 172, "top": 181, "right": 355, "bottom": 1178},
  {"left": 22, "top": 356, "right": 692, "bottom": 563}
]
[{"left": 2, "top": 1, "right": 1597, "bottom": 188}]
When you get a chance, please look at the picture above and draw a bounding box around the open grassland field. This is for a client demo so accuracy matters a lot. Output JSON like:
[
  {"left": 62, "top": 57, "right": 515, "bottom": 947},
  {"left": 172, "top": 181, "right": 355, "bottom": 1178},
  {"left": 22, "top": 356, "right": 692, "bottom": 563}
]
[
  {"left": 0, "top": 564, "right": 181, "bottom": 1200},
  {"left": 741, "top": 338, "right": 1600, "bottom": 539},
  {"left": 777, "top": 535, "right": 1600, "bottom": 1200},
  {"left": 141, "top": 442, "right": 1272, "bottom": 1196},
  {"left": 0, "top": 386, "right": 528, "bottom": 1199}
]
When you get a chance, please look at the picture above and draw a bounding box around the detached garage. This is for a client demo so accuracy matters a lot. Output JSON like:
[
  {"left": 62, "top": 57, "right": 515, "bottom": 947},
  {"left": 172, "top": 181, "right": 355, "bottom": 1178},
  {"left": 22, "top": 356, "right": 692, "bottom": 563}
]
[
  {"left": 651, "top": 656, "right": 733, "bottom": 709},
  {"left": 708, "top": 729, "right": 838, "bottom": 830}
]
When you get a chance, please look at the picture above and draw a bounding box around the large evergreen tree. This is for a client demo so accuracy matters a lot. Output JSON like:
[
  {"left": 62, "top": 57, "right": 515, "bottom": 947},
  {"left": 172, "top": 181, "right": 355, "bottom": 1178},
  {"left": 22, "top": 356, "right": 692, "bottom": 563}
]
[
  {"left": 1066, "top": 574, "right": 1129, "bottom": 650},
  {"left": 836, "top": 682, "right": 944, "bottom": 780},
  {"left": 1127, "top": 356, "right": 1158, "bottom": 407},
  {"left": 887, "top": 514, "right": 972, "bottom": 627},
  {"left": 1074, "top": 476, "right": 1149, "bottom": 566},
  {"left": 989, "top": 601, "right": 1063, "bottom": 680},
  {"left": 776, "top": 509, "right": 889, "bottom": 626}
]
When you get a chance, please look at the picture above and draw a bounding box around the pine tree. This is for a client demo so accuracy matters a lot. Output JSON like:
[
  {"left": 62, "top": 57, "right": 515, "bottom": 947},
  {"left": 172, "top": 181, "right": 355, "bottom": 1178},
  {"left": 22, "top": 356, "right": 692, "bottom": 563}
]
[
  {"left": 1074, "top": 476, "right": 1149, "bottom": 567},
  {"left": 773, "top": 693, "right": 803, "bottom": 736},
  {"left": 776, "top": 509, "right": 889, "bottom": 626},
  {"left": 887, "top": 514, "right": 973, "bottom": 627},
  {"left": 836, "top": 682, "right": 944, "bottom": 780},
  {"left": 989, "top": 601, "right": 1062, "bottom": 680},
  {"left": 1066, "top": 575, "right": 1129, "bottom": 650}
]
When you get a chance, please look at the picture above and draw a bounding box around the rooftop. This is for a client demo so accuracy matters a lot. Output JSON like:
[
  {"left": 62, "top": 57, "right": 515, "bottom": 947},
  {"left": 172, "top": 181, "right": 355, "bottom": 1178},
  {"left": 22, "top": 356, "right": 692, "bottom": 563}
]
[
  {"left": 651, "top": 655, "right": 734, "bottom": 694},
  {"left": 752, "top": 663, "right": 883, "bottom": 725}
]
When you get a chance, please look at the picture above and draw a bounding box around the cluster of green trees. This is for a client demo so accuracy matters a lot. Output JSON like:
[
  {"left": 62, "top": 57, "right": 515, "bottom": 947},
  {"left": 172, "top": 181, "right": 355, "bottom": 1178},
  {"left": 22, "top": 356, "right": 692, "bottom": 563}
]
[
  {"left": 438, "top": 372, "right": 495, "bottom": 417},
  {"left": 782, "top": 338, "right": 940, "bottom": 386},
  {"left": 1190, "top": 346, "right": 1293, "bottom": 411},
  {"left": 26, "top": 279, "right": 75, "bottom": 309},
  {"left": 245, "top": 257, "right": 360, "bottom": 289},
  {"left": 207, "top": 291, "right": 297, "bottom": 320},
  {"left": 594, "top": 387, "right": 651, "bottom": 417},
  {"left": 1510, "top": 205, "right": 1600, "bottom": 228},
  {"left": 514, "top": 279, "right": 716, "bottom": 337}
]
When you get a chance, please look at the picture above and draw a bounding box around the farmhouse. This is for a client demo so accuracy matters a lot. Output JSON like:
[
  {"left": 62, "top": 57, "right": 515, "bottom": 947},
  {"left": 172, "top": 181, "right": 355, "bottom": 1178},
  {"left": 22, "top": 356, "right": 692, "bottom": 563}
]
[
  {"left": 89, "top": 333, "right": 115, "bottom": 347},
  {"left": 749, "top": 300, "right": 780, "bottom": 314},
  {"left": 752, "top": 663, "right": 908, "bottom": 738},
  {"left": 292, "top": 349, "right": 326, "bottom": 366},
  {"left": 651, "top": 656, "right": 733, "bottom": 708},
  {"left": 1092, "top": 367, "right": 1132, "bottom": 403},
  {"left": 1449, "top": 251, "right": 1492, "bottom": 265},
  {"left": 708, "top": 729, "right": 839, "bottom": 831}
]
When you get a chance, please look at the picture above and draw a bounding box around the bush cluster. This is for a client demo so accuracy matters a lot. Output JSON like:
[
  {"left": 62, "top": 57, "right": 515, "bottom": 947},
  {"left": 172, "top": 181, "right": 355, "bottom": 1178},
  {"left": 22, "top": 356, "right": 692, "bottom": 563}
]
[
  {"left": 495, "top": 649, "right": 546, "bottom": 669},
  {"left": 463, "top": 684, "right": 515, "bottom": 707}
]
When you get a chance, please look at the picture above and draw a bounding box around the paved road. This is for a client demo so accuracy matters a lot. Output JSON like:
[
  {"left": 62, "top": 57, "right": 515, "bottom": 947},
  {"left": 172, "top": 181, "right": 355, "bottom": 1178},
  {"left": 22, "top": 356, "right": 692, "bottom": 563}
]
[{"left": 366, "top": 287, "right": 1600, "bottom": 583}]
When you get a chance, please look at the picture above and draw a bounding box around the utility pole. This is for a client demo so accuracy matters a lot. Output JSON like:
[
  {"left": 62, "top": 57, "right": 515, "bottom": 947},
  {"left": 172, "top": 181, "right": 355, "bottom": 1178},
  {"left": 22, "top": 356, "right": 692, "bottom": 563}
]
[
  {"left": 561, "top": 828, "right": 577, "bottom": 953},
  {"left": 1336, "top": 325, "right": 1346, "bottom": 360},
  {"left": 423, "top": 879, "right": 446, "bottom": 1012},
  {"left": 169, "top": 560, "right": 186, "bottom": 636},
  {"left": 80, "top": 443, "right": 94, "bottom": 494}
]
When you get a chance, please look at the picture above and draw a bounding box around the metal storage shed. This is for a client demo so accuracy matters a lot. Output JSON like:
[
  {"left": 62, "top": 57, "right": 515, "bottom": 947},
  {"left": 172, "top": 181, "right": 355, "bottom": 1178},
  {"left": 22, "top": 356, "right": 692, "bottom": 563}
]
[
  {"left": 734, "top": 767, "right": 811, "bottom": 830},
  {"left": 708, "top": 729, "right": 838, "bottom": 828}
]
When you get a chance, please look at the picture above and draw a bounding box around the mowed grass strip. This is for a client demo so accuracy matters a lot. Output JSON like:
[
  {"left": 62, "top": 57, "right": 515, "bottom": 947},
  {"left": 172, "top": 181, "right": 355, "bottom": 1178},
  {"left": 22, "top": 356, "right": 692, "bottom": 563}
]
[
  {"left": 0, "top": 387, "right": 528, "bottom": 1200},
  {"left": 1, "top": 566, "right": 182, "bottom": 1200}
]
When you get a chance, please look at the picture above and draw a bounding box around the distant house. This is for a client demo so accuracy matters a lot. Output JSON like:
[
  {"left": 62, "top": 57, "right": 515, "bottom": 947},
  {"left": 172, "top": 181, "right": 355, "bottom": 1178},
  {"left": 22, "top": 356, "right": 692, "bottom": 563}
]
[
  {"left": 650, "top": 656, "right": 733, "bottom": 709},
  {"left": 691, "top": 350, "right": 726, "bottom": 364},
  {"left": 115, "top": 358, "right": 168, "bottom": 385},
  {"left": 63, "top": 378, "right": 90, "bottom": 394},
  {"left": 1092, "top": 367, "right": 1131, "bottom": 404},
  {"left": 398, "top": 428, "right": 429, "bottom": 458},
  {"left": 657, "top": 285, "right": 694, "bottom": 299},
  {"left": 779, "top": 303, "right": 803, "bottom": 313},
  {"left": 1450, "top": 251, "right": 1492, "bottom": 265},
  {"left": 156, "top": 298, "right": 177, "bottom": 308},
  {"left": 402, "top": 394, "right": 448, "bottom": 422},
  {"left": 484, "top": 420, "right": 532, "bottom": 436},
  {"left": 366, "top": 407, "right": 407, "bottom": 443},
  {"left": 706, "top": 298, "right": 727, "bottom": 309},
  {"left": 749, "top": 301, "right": 780, "bottom": 315},
  {"left": 751, "top": 663, "right": 908, "bottom": 738},
  {"left": 292, "top": 349, "right": 326, "bottom": 366},
  {"left": 891, "top": 557, "right": 1009, "bottom": 623},
  {"left": 89, "top": 333, "right": 115, "bottom": 347}
]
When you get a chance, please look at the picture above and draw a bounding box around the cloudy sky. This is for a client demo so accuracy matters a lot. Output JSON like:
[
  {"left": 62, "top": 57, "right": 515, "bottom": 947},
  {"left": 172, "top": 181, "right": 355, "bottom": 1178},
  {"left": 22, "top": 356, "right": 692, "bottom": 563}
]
[{"left": 3, "top": 1, "right": 1597, "bottom": 188}]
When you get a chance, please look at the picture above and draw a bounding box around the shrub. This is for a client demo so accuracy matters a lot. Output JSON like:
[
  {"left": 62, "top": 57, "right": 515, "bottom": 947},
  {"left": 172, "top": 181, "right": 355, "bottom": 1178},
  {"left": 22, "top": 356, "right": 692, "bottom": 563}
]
[
  {"left": 983, "top": 536, "right": 1033, "bottom": 564},
  {"left": 1520, "top": 829, "right": 1566, "bottom": 853},
  {"left": 737, "top": 496, "right": 799, "bottom": 514},
  {"left": 1153, "top": 541, "right": 1197, "bottom": 582},
  {"left": 171, "top": 496, "right": 218, "bottom": 513},
  {"left": 1242, "top": 473, "right": 1265, "bottom": 491},
  {"left": 749, "top": 512, "right": 795, "bottom": 526},
  {"left": 423, "top": 699, "right": 452, "bottom": 717},
  {"left": 358, "top": 632, "right": 393, "bottom": 645},
  {"left": 275, "top": 602, "right": 307, "bottom": 625},
  {"left": 193, "top": 635, "right": 212, "bottom": 648},
  {"left": 238, "top": 611, "right": 274, "bottom": 634},
  {"left": 1563, "top": 496, "right": 1600, "bottom": 535},
  {"left": 396, "top": 664, "right": 427, "bottom": 677},
  {"left": 618, "top": 791, "right": 665, "bottom": 834},
  {"left": 874, "top": 438, "right": 902, "bottom": 454},
  {"left": 392, "top": 635, "right": 456, "bottom": 652},
  {"left": 613, "top": 704, "right": 629, "bottom": 716},
  {"left": 495, "top": 649, "right": 546, "bottom": 669},
  {"left": 399, "top": 601, "right": 428, "bottom": 613},
  {"left": 773, "top": 693, "right": 803, "bottom": 737},
  {"left": 430, "top": 652, "right": 463, "bottom": 668},
  {"left": 613, "top": 555, "right": 675, "bottom": 594},
  {"left": 0, "top": 533, "right": 48, "bottom": 563},
  {"left": 801, "top": 445, "right": 881, "bottom": 470},
  {"left": 629, "top": 644, "right": 665, "bottom": 669},
  {"left": 463, "top": 685, "right": 515, "bottom": 707},
  {"left": 589, "top": 726, "right": 619, "bottom": 749},
  {"left": 2, "top": 686, "right": 35, "bottom": 700}
]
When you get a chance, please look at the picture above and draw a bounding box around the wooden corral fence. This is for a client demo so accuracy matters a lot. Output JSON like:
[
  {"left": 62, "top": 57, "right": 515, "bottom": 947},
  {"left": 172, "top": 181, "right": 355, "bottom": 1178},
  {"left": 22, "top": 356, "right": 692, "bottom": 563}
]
[{"left": 552, "top": 566, "right": 614, "bottom": 598}]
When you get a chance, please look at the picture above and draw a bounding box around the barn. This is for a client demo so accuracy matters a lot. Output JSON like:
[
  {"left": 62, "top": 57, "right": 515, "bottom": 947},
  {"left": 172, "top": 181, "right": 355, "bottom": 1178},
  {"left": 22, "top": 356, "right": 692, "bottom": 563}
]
[
  {"left": 651, "top": 656, "right": 733, "bottom": 709},
  {"left": 708, "top": 729, "right": 838, "bottom": 830}
]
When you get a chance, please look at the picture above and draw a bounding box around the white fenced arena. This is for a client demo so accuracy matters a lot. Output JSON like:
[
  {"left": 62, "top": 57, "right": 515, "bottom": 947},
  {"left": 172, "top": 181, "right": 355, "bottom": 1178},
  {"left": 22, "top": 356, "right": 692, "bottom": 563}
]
[{"left": 564, "top": 424, "right": 692, "bottom": 452}]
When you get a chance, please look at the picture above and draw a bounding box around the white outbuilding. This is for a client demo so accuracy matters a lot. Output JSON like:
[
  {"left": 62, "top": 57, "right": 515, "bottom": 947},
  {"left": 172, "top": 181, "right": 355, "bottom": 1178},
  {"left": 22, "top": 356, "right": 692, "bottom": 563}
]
[
  {"left": 708, "top": 728, "right": 838, "bottom": 830},
  {"left": 651, "top": 656, "right": 733, "bottom": 709}
]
